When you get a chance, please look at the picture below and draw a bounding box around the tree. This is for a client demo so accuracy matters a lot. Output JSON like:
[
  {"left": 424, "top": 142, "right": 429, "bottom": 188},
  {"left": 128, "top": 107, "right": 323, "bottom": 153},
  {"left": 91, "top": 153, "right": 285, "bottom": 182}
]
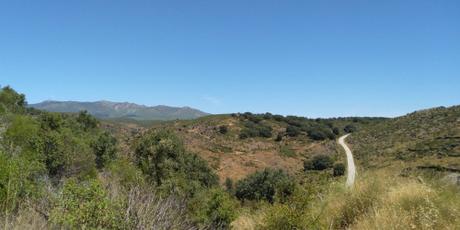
[
  {"left": 333, "top": 163, "right": 346, "bottom": 177},
  {"left": 0, "top": 86, "right": 26, "bottom": 113},
  {"left": 77, "top": 111, "right": 98, "bottom": 131},
  {"left": 135, "top": 130, "right": 218, "bottom": 193},
  {"left": 235, "top": 169, "right": 295, "bottom": 203},
  {"left": 92, "top": 132, "right": 118, "bottom": 169}
]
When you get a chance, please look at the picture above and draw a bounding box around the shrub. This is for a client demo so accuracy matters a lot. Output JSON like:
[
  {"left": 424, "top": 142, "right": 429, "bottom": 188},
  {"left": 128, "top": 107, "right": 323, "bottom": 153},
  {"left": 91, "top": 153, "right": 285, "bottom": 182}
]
[
  {"left": 344, "top": 124, "right": 357, "bottom": 133},
  {"left": 189, "top": 188, "right": 237, "bottom": 229},
  {"left": 275, "top": 133, "right": 283, "bottom": 142},
  {"left": 333, "top": 127, "right": 340, "bottom": 135},
  {"left": 76, "top": 110, "right": 98, "bottom": 131},
  {"left": 225, "top": 178, "right": 233, "bottom": 192},
  {"left": 286, "top": 125, "right": 301, "bottom": 137},
  {"left": 50, "top": 179, "right": 124, "bottom": 229},
  {"left": 0, "top": 151, "right": 44, "bottom": 214},
  {"left": 304, "top": 154, "right": 334, "bottom": 171},
  {"left": 235, "top": 169, "right": 295, "bottom": 203},
  {"left": 218, "top": 125, "right": 229, "bottom": 134},
  {"left": 239, "top": 121, "right": 272, "bottom": 139},
  {"left": 135, "top": 130, "right": 218, "bottom": 195},
  {"left": 92, "top": 131, "right": 118, "bottom": 169},
  {"left": 333, "top": 163, "right": 346, "bottom": 177}
]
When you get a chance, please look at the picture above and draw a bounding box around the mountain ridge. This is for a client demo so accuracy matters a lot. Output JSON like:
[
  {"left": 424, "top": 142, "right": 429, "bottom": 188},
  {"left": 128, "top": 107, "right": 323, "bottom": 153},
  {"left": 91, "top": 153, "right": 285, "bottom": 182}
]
[{"left": 30, "top": 100, "right": 209, "bottom": 121}]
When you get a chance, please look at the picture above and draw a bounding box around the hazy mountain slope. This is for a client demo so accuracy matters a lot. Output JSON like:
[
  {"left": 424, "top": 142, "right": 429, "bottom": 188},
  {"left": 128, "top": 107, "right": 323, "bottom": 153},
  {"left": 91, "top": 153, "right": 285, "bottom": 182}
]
[
  {"left": 349, "top": 105, "right": 460, "bottom": 170},
  {"left": 30, "top": 100, "right": 209, "bottom": 121}
]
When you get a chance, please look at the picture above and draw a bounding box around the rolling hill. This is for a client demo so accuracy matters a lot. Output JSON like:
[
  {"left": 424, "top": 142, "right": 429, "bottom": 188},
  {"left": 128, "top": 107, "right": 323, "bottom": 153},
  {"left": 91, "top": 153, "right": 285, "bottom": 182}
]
[{"left": 30, "top": 100, "right": 209, "bottom": 121}]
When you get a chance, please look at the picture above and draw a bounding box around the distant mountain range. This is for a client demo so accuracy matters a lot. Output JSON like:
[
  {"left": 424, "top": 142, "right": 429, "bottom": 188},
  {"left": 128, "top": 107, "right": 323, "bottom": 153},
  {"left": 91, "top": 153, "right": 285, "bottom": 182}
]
[{"left": 30, "top": 100, "right": 209, "bottom": 121}]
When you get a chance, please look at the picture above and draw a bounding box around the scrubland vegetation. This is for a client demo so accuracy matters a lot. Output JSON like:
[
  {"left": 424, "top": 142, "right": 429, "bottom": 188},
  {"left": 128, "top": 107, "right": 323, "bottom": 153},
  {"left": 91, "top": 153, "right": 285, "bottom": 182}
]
[{"left": 0, "top": 86, "right": 458, "bottom": 229}]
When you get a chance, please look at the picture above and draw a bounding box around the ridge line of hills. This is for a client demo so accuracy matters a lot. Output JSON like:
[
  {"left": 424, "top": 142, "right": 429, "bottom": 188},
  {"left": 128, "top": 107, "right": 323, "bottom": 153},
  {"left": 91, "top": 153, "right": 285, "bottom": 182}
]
[{"left": 29, "top": 100, "right": 210, "bottom": 121}]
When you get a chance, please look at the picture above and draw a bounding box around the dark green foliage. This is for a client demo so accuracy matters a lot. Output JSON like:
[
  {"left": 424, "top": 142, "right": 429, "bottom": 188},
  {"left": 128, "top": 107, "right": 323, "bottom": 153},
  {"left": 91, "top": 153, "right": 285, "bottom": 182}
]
[
  {"left": 235, "top": 169, "right": 295, "bottom": 203},
  {"left": 344, "top": 124, "right": 357, "bottom": 133},
  {"left": 39, "top": 112, "right": 63, "bottom": 131},
  {"left": 189, "top": 188, "right": 237, "bottom": 229},
  {"left": 219, "top": 125, "right": 229, "bottom": 134},
  {"left": 0, "top": 86, "right": 26, "bottom": 113},
  {"left": 275, "top": 133, "right": 283, "bottom": 142},
  {"left": 92, "top": 132, "right": 118, "bottom": 169},
  {"left": 307, "top": 127, "right": 336, "bottom": 140},
  {"left": 77, "top": 110, "right": 98, "bottom": 131},
  {"left": 225, "top": 178, "right": 234, "bottom": 192},
  {"left": 240, "top": 121, "right": 272, "bottom": 139},
  {"left": 333, "top": 127, "right": 340, "bottom": 135},
  {"left": 333, "top": 163, "right": 346, "bottom": 177},
  {"left": 304, "top": 155, "right": 334, "bottom": 171},
  {"left": 135, "top": 130, "right": 218, "bottom": 194},
  {"left": 286, "top": 125, "right": 301, "bottom": 137}
]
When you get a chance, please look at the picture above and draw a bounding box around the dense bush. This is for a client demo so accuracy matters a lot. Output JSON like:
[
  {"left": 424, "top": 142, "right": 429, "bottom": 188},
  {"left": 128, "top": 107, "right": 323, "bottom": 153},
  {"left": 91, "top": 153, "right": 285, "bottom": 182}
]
[
  {"left": 239, "top": 121, "right": 272, "bottom": 139},
  {"left": 304, "top": 154, "right": 334, "bottom": 171},
  {"left": 50, "top": 179, "right": 124, "bottom": 229},
  {"left": 189, "top": 188, "right": 237, "bottom": 229},
  {"left": 344, "top": 124, "right": 357, "bottom": 133},
  {"left": 286, "top": 125, "right": 302, "bottom": 137},
  {"left": 92, "top": 131, "right": 118, "bottom": 169},
  {"left": 135, "top": 130, "right": 218, "bottom": 195},
  {"left": 235, "top": 169, "right": 295, "bottom": 203},
  {"left": 333, "top": 163, "right": 346, "bottom": 177},
  {"left": 218, "top": 125, "right": 229, "bottom": 134},
  {"left": 0, "top": 86, "right": 26, "bottom": 113}
]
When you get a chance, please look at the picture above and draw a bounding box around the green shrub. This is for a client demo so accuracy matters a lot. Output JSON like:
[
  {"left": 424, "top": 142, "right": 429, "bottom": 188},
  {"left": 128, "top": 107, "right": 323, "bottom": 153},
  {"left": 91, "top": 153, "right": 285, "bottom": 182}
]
[
  {"left": 239, "top": 121, "right": 272, "bottom": 139},
  {"left": 76, "top": 110, "right": 98, "bottom": 131},
  {"left": 225, "top": 178, "right": 234, "bottom": 193},
  {"left": 333, "top": 163, "right": 346, "bottom": 177},
  {"left": 189, "top": 188, "right": 237, "bottom": 229},
  {"left": 286, "top": 125, "right": 301, "bottom": 137},
  {"left": 304, "top": 154, "right": 334, "bottom": 171},
  {"left": 50, "top": 179, "right": 123, "bottom": 229},
  {"left": 0, "top": 151, "right": 44, "bottom": 214},
  {"left": 344, "top": 124, "right": 357, "bottom": 133},
  {"left": 92, "top": 131, "right": 117, "bottom": 169},
  {"left": 0, "top": 86, "right": 26, "bottom": 113},
  {"left": 218, "top": 125, "right": 229, "bottom": 134},
  {"left": 235, "top": 169, "right": 295, "bottom": 203},
  {"left": 135, "top": 130, "right": 218, "bottom": 195}
]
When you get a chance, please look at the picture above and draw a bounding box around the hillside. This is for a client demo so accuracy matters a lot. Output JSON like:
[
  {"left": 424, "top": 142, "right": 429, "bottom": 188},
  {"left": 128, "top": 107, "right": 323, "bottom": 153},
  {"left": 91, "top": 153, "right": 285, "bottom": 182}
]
[
  {"left": 30, "top": 100, "right": 209, "bottom": 121},
  {"left": 349, "top": 105, "right": 460, "bottom": 173},
  {"left": 106, "top": 113, "right": 383, "bottom": 183}
]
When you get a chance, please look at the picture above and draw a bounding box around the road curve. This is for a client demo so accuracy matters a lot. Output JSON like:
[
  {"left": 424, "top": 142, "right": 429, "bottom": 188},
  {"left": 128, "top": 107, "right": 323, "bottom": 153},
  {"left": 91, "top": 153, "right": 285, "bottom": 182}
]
[{"left": 338, "top": 134, "right": 356, "bottom": 187}]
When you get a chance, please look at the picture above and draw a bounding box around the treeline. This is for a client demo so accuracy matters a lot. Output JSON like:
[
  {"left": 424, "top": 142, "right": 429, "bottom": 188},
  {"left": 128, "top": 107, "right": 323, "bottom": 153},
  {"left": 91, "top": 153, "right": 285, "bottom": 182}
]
[{"left": 233, "top": 112, "right": 381, "bottom": 141}]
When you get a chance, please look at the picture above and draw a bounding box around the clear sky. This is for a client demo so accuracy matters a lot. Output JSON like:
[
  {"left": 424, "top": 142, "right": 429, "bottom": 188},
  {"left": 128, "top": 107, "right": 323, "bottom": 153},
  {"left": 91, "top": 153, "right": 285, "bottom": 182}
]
[{"left": 1, "top": 0, "right": 459, "bottom": 118}]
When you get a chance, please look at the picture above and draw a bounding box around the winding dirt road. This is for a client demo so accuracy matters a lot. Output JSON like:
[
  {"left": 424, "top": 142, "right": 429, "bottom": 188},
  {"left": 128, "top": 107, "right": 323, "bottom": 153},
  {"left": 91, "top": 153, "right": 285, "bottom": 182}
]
[{"left": 338, "top": 134, "right": 356, "bottom": 187}]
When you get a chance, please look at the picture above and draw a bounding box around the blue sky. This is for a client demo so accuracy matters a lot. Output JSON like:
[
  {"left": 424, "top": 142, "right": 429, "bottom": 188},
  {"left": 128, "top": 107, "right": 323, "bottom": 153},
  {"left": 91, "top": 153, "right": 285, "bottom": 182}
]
[{"left": 1, "top": 0, "right": 459, "bottom": 117}]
